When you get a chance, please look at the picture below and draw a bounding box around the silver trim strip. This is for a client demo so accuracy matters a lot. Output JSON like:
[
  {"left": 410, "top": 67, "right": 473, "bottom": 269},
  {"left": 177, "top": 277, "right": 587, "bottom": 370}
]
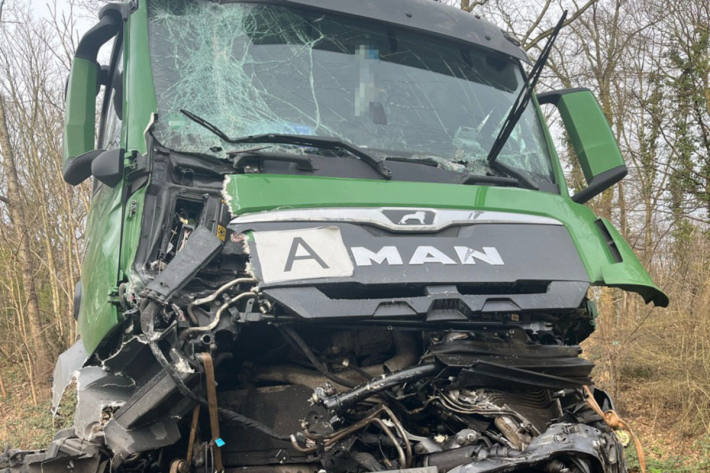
[{"left": 230, "top": 207, "right": 563, "bottom": 232}]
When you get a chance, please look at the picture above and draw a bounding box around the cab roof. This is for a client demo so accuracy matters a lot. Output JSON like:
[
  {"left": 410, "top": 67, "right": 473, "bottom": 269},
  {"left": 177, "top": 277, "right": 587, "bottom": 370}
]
[{"left": 231, "top": 0, "right": 530, "bottom": 63}]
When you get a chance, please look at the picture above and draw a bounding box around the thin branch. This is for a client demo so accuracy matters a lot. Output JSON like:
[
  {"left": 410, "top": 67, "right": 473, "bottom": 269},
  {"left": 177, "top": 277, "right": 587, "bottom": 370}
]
[
  {"left": 525, "top": 0, "right": 599, "bottom": 51},
  {"left": 522, "top": 0, "right": 553, "bottom": 45},
  {"left": 460, "top": 0, "right": 490, "bottom": 13}
]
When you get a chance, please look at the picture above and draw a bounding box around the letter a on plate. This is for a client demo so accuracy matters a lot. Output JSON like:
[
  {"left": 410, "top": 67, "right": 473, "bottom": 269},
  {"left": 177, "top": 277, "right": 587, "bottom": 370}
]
[{"left": 252, "top": 227, "right": 354, "bottom": 283}]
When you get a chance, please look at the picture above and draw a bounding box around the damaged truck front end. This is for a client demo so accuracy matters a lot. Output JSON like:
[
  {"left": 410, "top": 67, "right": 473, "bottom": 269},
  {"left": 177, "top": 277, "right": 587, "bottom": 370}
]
[{"left": 2, "top": 1, "right": 667, "bottom": 473}]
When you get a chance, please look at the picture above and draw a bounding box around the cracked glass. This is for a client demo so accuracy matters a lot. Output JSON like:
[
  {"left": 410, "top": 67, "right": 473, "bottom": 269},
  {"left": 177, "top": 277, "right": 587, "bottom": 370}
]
[{"left": 147, "top": 0, "right": 555, "bottom": 183}]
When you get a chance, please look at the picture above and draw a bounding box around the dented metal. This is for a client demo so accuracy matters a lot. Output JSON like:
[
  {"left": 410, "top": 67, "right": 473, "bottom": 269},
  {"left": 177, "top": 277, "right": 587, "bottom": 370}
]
[{"left": 2, "top": 1, "right": 665, "bottom": 473}]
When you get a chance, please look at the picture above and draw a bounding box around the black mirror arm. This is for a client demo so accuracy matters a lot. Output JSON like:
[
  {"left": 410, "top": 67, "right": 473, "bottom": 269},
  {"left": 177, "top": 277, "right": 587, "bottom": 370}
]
[
  {"left": 75, "top": 9, "right": 122, "bottom": 64},
  {"left": 537, "top": 87, "right": 591, "bottom": 106},
  {"left": 62, "top": 149, "right": 105, "bottom": 185},
  {"left": 571, "top": 165, "right": 627, "bottom": 203}
]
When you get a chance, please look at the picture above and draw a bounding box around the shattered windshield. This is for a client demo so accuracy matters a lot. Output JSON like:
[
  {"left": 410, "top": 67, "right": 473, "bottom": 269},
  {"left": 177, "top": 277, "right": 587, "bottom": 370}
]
[{"left": 148, "top": 0, "right": 555, "bottom": 182}]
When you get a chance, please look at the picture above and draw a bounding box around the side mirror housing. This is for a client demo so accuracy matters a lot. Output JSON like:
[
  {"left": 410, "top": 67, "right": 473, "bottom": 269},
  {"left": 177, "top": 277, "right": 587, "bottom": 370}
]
[
  {"left": 63, "top": 58, "right": 101, "bottom": 162},
  {"left": 62, "top": 5, "right": 123, "bottom": 175},
  {"left": 62, "top": 148, "right": 123, "bottom": 187},
  {"left": 62, "top": 149, "right": 104, "bottom": 185},
  {"left": 537, "top": 88, "right": 627, "bottom": 203}
]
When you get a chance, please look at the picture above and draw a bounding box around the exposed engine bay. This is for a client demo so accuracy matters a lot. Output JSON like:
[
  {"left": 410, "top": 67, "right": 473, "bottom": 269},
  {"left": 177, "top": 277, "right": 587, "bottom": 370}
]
[
  {"left": 1, "top": 150, "right": 629, "bottom": 473},
  {"left": 182, "top": 322, "right": 625, "bottom": 473},
  {"left": 3, "top": 300, "right": 626, "bottom": 473}
]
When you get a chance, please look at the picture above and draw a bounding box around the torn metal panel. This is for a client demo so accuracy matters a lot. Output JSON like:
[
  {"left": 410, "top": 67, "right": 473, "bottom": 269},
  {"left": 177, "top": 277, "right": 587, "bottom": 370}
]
[
  {"left": 50, "top": 351, "right": 191, "bottom": 464},
  {"left": 143, "top": 225, "right": 223, "bottom": 303},
  {"left": 221, "top": 175, "right": 236, "bottom": 218},
  {"left": 0, "top": 434, "right": 106, "bottom": 473},
  {"left": 72, "top": 367, "right": 134, "bottom": 441},
  {"left": 51, "top": 340, "right": 88, "bottom": 412},
  {"left": 103, "top": 418, "right": 181, "bottom": 464}
]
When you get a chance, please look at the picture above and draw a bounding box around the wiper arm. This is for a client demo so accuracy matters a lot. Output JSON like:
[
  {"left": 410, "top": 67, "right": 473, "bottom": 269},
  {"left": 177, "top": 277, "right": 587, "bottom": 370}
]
[
  {"left": 486, "top": 11, "right": 567, "bottom": 166},
  {"left": 180, "top": 109, "right": 392, "bottom": 179},
  {"left": 451, "top": 158, "right": 538, "bottom": 189},
  {"left": 488, "top": 160, "right": 538, "bottom": 190}
]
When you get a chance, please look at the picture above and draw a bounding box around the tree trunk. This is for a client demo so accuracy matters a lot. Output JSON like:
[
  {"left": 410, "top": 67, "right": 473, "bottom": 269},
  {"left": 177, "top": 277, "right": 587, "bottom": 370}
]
[{"left": 0, "top": 94, "right": 51, "bottom": 376}]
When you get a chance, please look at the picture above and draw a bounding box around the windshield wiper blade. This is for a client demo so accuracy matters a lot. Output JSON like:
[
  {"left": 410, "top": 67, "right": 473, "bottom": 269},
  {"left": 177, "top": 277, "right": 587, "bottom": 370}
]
[
  {"left": 486, "top": 11, "right": 567, "bottom": 166},
  {"left": 179, "top": 109, "right": 392, "bottom": 179},
  {"left": 227, "top": 133, "right": 392, "bottom": 179},
  {"left": 229, "top": 149, "right": 316, "bottom": 172},
  {"left": 459, "top": 173, "right": 519, "bottom": 187},
  {"left": 384, "top": 156, "right": 440, "bottom": 167}
]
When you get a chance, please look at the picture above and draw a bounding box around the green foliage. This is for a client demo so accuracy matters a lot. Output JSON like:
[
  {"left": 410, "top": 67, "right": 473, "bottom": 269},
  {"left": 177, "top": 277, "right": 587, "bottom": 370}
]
[
  {"left": 665, "top": 14, "right": 710, "bottom": 221},
  {"left": 625, "top": 437, "right": 710, "bottom": 473},
  {"left": 0, "top": 365, "right": 53, "bottom": 450},
  {"left": 0, "top": 363, "right": 76, "bottom": 450}
]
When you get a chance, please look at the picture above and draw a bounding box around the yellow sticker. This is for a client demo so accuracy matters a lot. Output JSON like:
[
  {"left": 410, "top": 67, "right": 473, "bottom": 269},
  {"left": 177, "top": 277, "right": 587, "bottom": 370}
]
[
  {"left": 615, "top": 430, "right": 631, "bottom": 447},
  {"left": 216, "top": 225, "right": 227, "bottom": 242}
]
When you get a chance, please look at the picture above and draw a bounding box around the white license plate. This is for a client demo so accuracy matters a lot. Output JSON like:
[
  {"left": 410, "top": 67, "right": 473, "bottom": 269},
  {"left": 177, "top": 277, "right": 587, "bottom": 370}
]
[{"left": 252, "top": 226, "right": 354, "bottom": 283}]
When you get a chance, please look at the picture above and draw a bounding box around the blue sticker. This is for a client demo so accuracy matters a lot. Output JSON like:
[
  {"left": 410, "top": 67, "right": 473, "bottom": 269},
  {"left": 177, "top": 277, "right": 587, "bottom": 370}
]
[
  {"left": 215, "top": 438, "right": 226, "bottom": 447},
  {"left": 288, "top": 123, "right": 315, "bottom": 136}
]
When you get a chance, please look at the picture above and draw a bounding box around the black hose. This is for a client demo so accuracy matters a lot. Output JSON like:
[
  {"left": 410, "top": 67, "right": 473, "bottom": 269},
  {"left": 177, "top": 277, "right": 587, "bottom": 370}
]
[
  {"left": 351, "top": 452, "right": 385, "bottom": 472},
  {"left": 280, "top": 325, "right": 357, "bottom": 388},
  {"left": 317, "top": 364, "right": 439, "bottom": 410},
  {"left": 142, "top": 302, "right": 289, "bottom": 441}
]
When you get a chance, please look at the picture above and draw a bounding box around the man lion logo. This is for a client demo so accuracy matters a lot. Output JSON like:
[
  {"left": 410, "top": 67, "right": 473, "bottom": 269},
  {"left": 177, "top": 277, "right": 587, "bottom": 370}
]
[{"left": 398, "top": 211, "right": 427, "bottom": 225}]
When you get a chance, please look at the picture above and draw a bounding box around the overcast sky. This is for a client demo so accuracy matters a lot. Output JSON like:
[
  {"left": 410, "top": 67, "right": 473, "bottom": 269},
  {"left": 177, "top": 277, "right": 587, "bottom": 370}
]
[{"left": 14, "top": 0, "right": 96, "bottom": 34}]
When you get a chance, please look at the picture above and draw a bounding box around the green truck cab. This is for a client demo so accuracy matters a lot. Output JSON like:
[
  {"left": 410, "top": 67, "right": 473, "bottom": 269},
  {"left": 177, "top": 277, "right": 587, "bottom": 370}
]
[{"left": 19, "top": 1, "right": 668, "bottom": 473}]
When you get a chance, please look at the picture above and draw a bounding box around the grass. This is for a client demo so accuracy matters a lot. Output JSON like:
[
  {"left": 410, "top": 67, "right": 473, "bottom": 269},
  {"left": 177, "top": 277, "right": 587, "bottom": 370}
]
[
  {"left": 0, "top": 363, "right": 74, "bottom": 450},
  {"left": 625, "top": 436, "right": 710, "bottom": 472},
  {"left": 0, "top": 364, "right": 54, "bottom": 450}
]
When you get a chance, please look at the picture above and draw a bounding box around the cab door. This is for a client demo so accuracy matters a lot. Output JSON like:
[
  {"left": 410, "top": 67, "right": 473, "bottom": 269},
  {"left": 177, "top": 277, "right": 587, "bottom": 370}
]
[{"left": 76, "top": 31, "right": 127, "bottom": 354}]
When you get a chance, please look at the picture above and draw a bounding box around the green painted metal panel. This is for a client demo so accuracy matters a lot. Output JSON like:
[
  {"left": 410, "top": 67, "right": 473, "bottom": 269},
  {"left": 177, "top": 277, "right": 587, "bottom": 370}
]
[
  {"left": 63, "top": 57, "right": 98, "bottom": 162},
  {"left": 123, "top": 2, "right": 157, "bottom": 155},
  {"left": 120, "top": 187, "right": 146, "bottom": 272},
  {"left": 224, "top": 174, "right": 667, "bottom": 306},
  {"left": 597, "top": 218, "right": 667, "bottom": 306},
  {"left": 78, "top": 2, "right": 156, "bottom": 353},
  {"left": 118, "top": 1, "right": 154, "bottom": 279},
  {"left": 554, "top": 90, "right": 624, "bottom": 181},
  {"left": 78, "top": 183, "right": 124, "bottom": 353},
  {"left": 76, "top": 0, "right": 665, "bottom": 354},
  {"left": 531, "top": 95, "right": 569, "bottom": 197}
]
